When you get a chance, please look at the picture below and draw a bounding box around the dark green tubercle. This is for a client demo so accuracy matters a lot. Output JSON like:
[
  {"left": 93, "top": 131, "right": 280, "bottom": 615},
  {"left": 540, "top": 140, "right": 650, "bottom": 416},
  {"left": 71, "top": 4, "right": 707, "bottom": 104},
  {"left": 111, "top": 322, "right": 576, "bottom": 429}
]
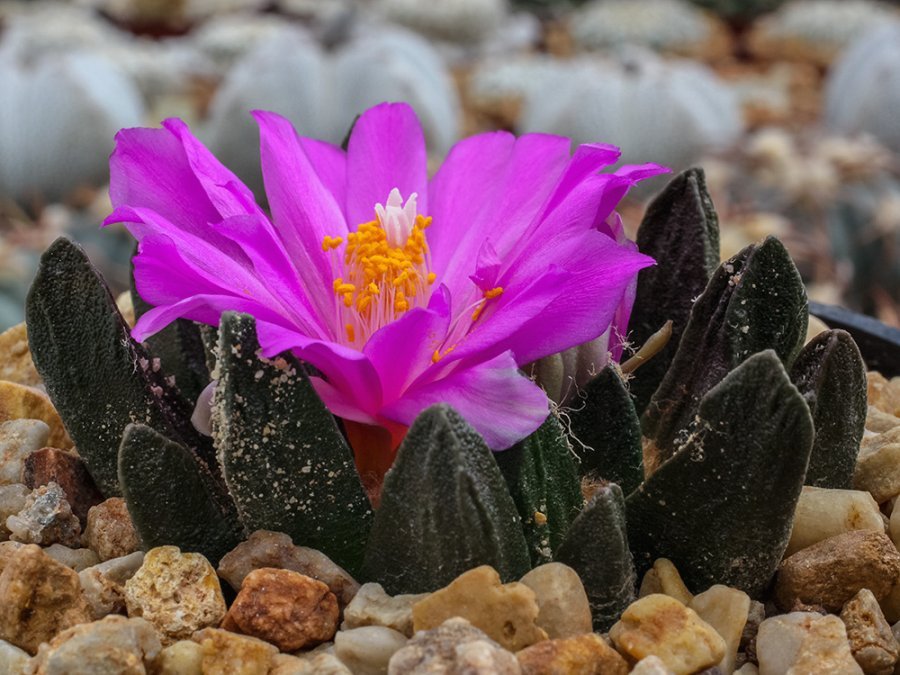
[
  {"left": 361, "top": 404, "right": 531, "bottom": 594},
  {"left": 555, "top": 483, "right": 635, "bottom": 632},
  {"left": 627, "top": 350, "right": 814, "bottom": 598},
  {"left": 790, "top": 329, "right": 867, "bottom": 489},
  {"left": 566, "top": 366, "right": 644, "bottom": 495},
  {"left": 213, "top": 312, "right": 373, "bottom": 576},
  {"left": 130, "top": 262, "right": 210, "bottom": 405},
  {"left": 642, "top": 236, "right": 808, "bottom": 475},
  {"left": 629, "top": 168, "right": 721, "bottom": 416},
  {"left": 494, "top": 412, "right": 583, "bottom": 566},
  {"left": 118, "top": 423, "right": 244, "bottom": 565},
  {"left": 25, "top": 237, "right": 215, "bottom": 498}
]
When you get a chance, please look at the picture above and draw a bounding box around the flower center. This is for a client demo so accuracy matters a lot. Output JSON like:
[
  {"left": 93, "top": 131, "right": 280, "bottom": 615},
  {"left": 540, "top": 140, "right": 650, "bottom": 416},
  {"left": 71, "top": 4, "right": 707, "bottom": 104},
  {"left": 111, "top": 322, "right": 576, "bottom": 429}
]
[{"left": 322, "top": 188, "right": 436, "bottom": 347}]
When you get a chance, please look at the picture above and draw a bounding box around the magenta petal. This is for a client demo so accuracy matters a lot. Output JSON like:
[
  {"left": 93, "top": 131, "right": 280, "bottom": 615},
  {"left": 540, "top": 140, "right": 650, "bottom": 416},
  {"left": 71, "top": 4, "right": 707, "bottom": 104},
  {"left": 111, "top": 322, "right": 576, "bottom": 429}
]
[
  {"left": 253, "top": 110, "right": 346, "bottom": 327},
  {"left": 363, "top": 303, "right": 451, "bottom": 402},
  {"left": 380, "top": 351, "right": 549, "bottom": 450},
  {"left": 469, "top": 239, "right": 502, "bottom": 292},
  {"left": 345, "top": 102, "right": 429, "bottom": 228},
  {"left": 428, "top": 131, "right": 571, "bottom": 302},
  {"left": 539, "top": 143, "right": 622, "bottom": 218},
  {"left": 298, "top": 137, "right": 347, "bottom": 217}
]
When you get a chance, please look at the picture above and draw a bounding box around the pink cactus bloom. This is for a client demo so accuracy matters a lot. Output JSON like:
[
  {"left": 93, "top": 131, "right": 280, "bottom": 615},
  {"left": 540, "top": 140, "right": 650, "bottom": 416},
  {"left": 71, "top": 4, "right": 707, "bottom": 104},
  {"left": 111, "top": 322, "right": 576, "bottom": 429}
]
[{"left": 106, "top": 102, "right": 666, "bottom": 467}]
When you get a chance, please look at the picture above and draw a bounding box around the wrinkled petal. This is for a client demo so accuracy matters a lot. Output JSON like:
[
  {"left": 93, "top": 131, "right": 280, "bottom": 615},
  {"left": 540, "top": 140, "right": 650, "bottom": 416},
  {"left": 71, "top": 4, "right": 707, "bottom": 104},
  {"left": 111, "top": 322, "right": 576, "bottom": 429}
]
[
  {"left": 346, "top": 102, "right": 428, "bottom": 228},
  {"left": 381, "top": 351, "right": 549, "bottom": 449}
]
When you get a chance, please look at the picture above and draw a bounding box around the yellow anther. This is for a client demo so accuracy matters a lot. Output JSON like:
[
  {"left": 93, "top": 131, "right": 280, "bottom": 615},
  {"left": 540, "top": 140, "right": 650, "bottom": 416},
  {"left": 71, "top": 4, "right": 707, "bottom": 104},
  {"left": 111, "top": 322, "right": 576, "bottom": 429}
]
[
  {"left": 322, "top": 235, "right": 344, "bottom": 251},
  {"left": 427, "top": 272, "right": 437, "bottom": 284},
  {"left": 485, "top": 286, "right": 504, "bottom": 299},
  {"left": 343, "top": 293, "right": 353, "bottom": 308},
  {"left": 334, "top": 283, "right": 356, "bottom": 295},
  {"left": 471, "top": 303, "right": 485, "bottom": 321},
  {"left": 367, "top": 283, "right": 380, "bottom": 295},
  {"left": 345, "top": 324, "right": 355, "bottom": 342},
  {"left": 432, "top": 349, "right": 441, "bottom": 363}
]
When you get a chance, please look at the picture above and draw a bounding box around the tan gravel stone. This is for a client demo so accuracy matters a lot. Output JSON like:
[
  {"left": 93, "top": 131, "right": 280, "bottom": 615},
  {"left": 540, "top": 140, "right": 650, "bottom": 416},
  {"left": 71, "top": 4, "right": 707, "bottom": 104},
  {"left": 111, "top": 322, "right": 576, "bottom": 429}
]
[
  {"left": 689, "top": 584, "right": 751, "bottom": 674},
  {"left": 217, "top": 530, "right": 358, "bottom": 607},
  {"left": 0, "top": 544, "right": 91, "bottom": 654},
  {"left": 155, "top": 640, "right": 203, "bottom": 675},
  {"left": 516, "top": 632, "right": 629, "bottom": 675},
  {"left": 775, "top": 531, "right": 900, "bottom": 611},
  {"left": 271, "top": 652, "right": 352, "bottom": 674},
  {"left": 42, "top": 544, "right": 98, "bottom": 572},
  {"left": 0, "top": 420, "right": 48, "bottom": 486},
  {"left": 788, "top": 486, "right": 885, "bottom": 556},
  {"left": 221, "top": 567, "right": 339, "bottom": 651},
  {"left": 79, "top": 551, "right": 144, "bottom": 620},
  {"left": 84, "top": 498, "right": 140, "bottom": 561},
  {"left": 341, "top": 582, "right": 426, "bottom": 638},
  {"left": 26, "top": 615, "right": 161, "bottom": 675},
  {"left": 6, "top": 482, "right": 81, "bottom": 547},
  {"left": 519, "top": 563, "right": 593, "bottom": 639},
  {"left": 841, "top": 588, "right": 899, "bottom": 675},
  {"left": 333, "top": 625, "right": 408, "bottom": 675},
  {"left": 866, "top": 407, "right": 900, "bottom": 434},
  {"left": 628, "top": 654, "right": 675, "bottom": 674},
  {"left": 412, "top": 565, "right": 547, "bottom": 652},
  {"left": 855, "top": 443, "right": 900, "bottom": 503},
  {"left": 756, "top": 612, "right": 862, "bottom": 675},
  {"left": 0, "top": 324, "right": 41, "bottom": 388},
  {"left": 191, "top": 627, "right": 278, "bottom": 675},
  {"left": 0, "top": 382, "right": 72, "bottom": 450},
  {"left": 868, "top": 373, "right": 900, "bottom": 418},
  {"left": 388, "top": 617, "right": 520, "bottom": 675},
  {"left": 0, "top": 484, "right": 28, "bottom": 540},
  {"left": 123, "top": 546, "right": 225, "bottom": 644},
  {"left": 609, "top": 594, "right": 726, "bottom": 675},
  {"left": 650, "top": 559, "right": 693, "bottom": 606}
]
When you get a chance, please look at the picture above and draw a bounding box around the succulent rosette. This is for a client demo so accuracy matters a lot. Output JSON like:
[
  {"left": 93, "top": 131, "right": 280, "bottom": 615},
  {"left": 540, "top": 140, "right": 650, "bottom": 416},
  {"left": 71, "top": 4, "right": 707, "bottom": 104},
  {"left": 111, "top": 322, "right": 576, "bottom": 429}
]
[{"left": 105, "top": 102, "right": 666, "bottom": 478}]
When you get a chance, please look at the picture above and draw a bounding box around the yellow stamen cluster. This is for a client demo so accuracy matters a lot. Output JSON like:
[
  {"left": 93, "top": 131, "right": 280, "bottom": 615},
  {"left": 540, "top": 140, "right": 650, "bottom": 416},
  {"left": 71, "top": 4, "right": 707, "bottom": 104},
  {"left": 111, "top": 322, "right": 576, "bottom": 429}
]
[
  {"left": 324, "top": 213, "right": 436, "bottom": 346},
  {"left": 471, "top": 286, "right": 504, "bottom": 322}
]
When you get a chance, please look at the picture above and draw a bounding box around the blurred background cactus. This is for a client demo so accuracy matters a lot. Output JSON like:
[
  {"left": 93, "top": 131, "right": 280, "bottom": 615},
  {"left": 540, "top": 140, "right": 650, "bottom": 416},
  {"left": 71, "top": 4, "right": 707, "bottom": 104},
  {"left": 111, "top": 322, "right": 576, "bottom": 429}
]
[{"left": 0, "top": 0, "right": 898, "bottom": 331}]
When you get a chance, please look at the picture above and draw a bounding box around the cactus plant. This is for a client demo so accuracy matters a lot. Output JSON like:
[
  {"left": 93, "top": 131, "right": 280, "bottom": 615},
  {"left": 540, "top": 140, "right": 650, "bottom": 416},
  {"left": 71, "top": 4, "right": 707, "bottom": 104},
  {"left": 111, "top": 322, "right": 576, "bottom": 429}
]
[{"left": 824, "top": 22, "right": 900, "bottom": 152}]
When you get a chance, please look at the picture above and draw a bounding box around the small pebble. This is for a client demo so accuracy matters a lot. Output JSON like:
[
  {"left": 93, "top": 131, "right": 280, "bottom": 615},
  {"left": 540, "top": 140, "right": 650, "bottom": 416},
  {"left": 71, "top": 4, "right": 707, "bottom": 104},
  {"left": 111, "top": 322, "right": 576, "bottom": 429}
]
[
  {"left": 0, "top": 484, "right": 28, "bottom": 540},
  {"left": 639, "top": 559, "right": 693, "bottom": 606},
  {"left": 516, "top": 632, "right": 629, "bottom": 675},
  {"left": 342, "top": 582, "right": 426, "bottom": 638},
  {"left": 412, "top": 565, "right": 546, "bottom": 652},
  {"left": 868, "top": 373, "right": 900, "bottom": 417},
  {"left": 42, "top": 543, "right": 99, "bottom": 572},
  {"left": 775, "top": 531, "right": 900, "bottom": 611},
  {"left": 0, "top": 544, "right": 91, "bottom": 654},
  {"left": 6, "top": 482, "right": 81, "bottom": 547},
  {"left": 787, "top": 486, "right": 885, "bottom": 556},
  {"left": 221, "top": 567, "right": 339, "bottom": 651},
  {"left": 84, "top": 498, "right": 140, "bottom": 561},
  {"left": 609, "top": 594, "right": 726, "bottom": 675},
  {"left": 689, "top": 584, "right": 751, "bottom": 674},
  {"left": 217, "top": 529, "right": 359, "bottom": 607},
  {"left": 124, "top": 545, "right": 226, "bottom": 644},
  {"left": 273, "top": 651, "right": 352, "bottom": 674},
  {"left": 334, "top": 625, "right": 408, "bottom": 675},
  {"left": 630, "top": 655, "right": 676, "bottom": 674},
  {"left": 0, "top": 323, "right": 42, "bottom": 388},
  {"left": 519, "top": 562, "right": 593, "bottom": 639},
  {"left": 388, "top": 617, "right": 520, "bottom": 675},
  {"left": 79, "top": 550, "right": 145, "bottom": 620},
  {"left": 840, "top": 588, "right": 899, "bottom": 675},
  {"left": 25, "top": 615, "right": 161, "bottom": 675},
  {"left": 0, "top": 382, "right": 72, "bottom": 449},
  {"left": 191, "top": 628, "right": 278, "bottom": 674},
  {"left": 0, "top": 638, "right": 30, "bottom": 674},
  {"left": 756, "top": 612, "right": 862, "bottom": 675},
  {"left": 155, "top": 640, "right": 203, "bottom": 675},
  {"left": 22, "top": 447, "right": 104, "bottom": 525},
  {"left": 0, "top": 420, "right": 49, "bottom": 486},
  {"left": 854, "top": 442, "right": 900, "bottom": 503}
]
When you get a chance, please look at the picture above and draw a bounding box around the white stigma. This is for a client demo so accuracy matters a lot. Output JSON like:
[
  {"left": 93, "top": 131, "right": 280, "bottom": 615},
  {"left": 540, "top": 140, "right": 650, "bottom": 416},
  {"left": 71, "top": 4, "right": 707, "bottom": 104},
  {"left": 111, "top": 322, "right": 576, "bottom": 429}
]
[{"left": 375, "top": 188, "right": 418, "bottom": 248}]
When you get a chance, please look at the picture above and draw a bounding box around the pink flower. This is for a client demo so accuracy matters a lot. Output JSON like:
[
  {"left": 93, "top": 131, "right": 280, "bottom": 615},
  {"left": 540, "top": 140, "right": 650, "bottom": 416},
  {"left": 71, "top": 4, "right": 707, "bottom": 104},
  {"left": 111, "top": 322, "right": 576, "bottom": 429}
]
[{"left": 106, "top": 102, "right": 665, "bottom": 477}]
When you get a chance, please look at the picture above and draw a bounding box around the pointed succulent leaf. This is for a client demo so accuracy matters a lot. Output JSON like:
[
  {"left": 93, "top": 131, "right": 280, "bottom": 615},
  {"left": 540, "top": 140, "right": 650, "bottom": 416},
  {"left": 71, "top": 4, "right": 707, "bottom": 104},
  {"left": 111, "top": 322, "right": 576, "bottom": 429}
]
[
  {"left": 118, "top": 423, "right": 245, "bottom": 565},
  {"left": 629, "top": 168, "right": 721, "bottom": 416},
  {"left": 494, "top": 412, "right": 583, "bottom": 566},
  {"left": 214, "top": 313, "right": 373, "bottom": 576},
  {"left": 566, "top": 365, "right": 643, "bottom": 495},
  {"left": 790, "top": 329, "right": 867, "bottom": 488},
  {"left": 627, "top": 350, "right": 814, "bottom": 597},
  {"left": 642, "top": 236, "right": 808, "bottom": 474},
  {"left": 130, "top": 265, "right": 210, "bottom": 404},
  {"left": 25, "top": 238, "right": 214, "bottom": 497},
  {"left": 555, "top": 483, "right": 635, "bottom": 632},
  {"left": 810, "top": 301, "right": 900, "bottom": 377},
  {"left": 361, "top": 404, "right": 531, "bottom": 594}
]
